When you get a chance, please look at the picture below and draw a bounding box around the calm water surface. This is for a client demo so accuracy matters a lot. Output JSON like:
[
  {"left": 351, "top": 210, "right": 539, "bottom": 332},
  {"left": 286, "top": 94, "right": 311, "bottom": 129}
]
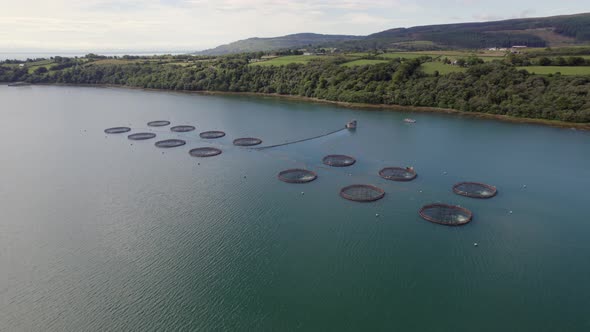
[{"left": 1, "top": 85, "right": 589, "bottom": 331}]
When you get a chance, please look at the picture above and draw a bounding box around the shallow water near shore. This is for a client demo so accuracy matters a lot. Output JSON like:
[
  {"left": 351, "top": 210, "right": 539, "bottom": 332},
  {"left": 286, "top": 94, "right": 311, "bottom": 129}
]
[{"left": 1, "top": 85, "right": 589, "bottom": 331}]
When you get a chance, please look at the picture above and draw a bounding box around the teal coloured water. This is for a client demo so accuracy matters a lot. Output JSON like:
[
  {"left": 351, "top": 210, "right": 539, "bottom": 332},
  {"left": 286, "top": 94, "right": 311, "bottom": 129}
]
[{"left": 1, "top": 85, "right": 589, "bottom": 331}]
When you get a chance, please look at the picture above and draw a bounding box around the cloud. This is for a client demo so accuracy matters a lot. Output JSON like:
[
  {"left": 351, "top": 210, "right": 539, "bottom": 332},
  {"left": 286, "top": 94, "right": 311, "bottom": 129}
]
[{"left": 0, "top": 0, "right": 587, "bottom": 51}]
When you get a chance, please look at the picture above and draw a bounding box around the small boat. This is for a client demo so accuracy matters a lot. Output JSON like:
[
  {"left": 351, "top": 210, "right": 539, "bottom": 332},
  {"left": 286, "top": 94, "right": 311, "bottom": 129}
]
[
  {"left": 346, "top": 120, "right": 357, "bottom": 130},
  {"left": 7, "top": 82, "right": 30, "bottom": 87},
  {"left": 403, "top": 118, "right": 416, "bottom": 123}
]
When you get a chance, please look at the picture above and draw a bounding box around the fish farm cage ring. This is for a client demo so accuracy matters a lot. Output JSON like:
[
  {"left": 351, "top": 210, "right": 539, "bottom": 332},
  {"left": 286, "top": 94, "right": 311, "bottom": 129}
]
[
  {"left": 189, "top": 147, "right": 222, "bottom": 157},
  {"left": 155, "top": 139, "right": 186, "bottom": 148},
  {"left": 453, "top": 182, "right": 497, "bottom": 199},
  {"left": 340, "top": 184, "right": 385, "bottom": 202},
  {"left": 147, "top": 120, "right": 171, "bottom": 127},
  {"left": 199, "top": 131, "right": 226, "bottom": 139},
  {"left": 128, "top": 132, "right": 157, "bottom": 140},
  {"left": 104, "top": 127, "right": 131, "bottom": 134},
  {"left": 323, "top": 155, "right": 356, "bottom": 167},
  {"left": 233, "top": 137, "right": 262, "bottom": 146},
  {"left": 419, "top": 203, "right": 473, "bottom": 226},
  {"left": 278, "top": 169, "right": 318, "bottom": 184},
  {"left": 379, "top": 167, "right": 417, "bottom": 181},
  {"left": 170, "top": 125, "right": 196, "bottom": 132}
]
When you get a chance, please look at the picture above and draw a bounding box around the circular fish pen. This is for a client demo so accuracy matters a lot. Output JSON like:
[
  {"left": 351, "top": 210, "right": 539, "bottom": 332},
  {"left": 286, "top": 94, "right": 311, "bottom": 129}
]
[
  {"left": 155, "top": 139, "right": 186, "bottom": 148},
  {"left": 419, "top": 203, "right": 473, "bottom": 226},
  {"left": 170, "top": 125, "right": 196, "bottom": 133},
  {"left": 323, "top": 155, "right": 356, "bottom": 167},
  {"left": 340, "top": 184, "right": 385, "bottom": 202},
  {"left": 379, "top": 167, "right": 417, "bottom": 181},
  {"left": 453, "top": 182, "right": 497, "bottom": 199},
  {"left": 278, "top": 169, "right": 318, "bottom": 184},
  {"left": 104, "top": 127, "right": 131, "bottom": 134},
  {"left": 233, "top": 137, "right": 262, "bottom": 146},
  {"left": 189, "top": 147, "right": 222, "bottom": 157},
  {"left": 128, "top": 132, "right": 157, "bottom": 140},
  {"left": 147, "top": 120, "right": 171, "bottom": 127},
  {"left": 199, "top": 131, "right": 226, "bottom": 139}
]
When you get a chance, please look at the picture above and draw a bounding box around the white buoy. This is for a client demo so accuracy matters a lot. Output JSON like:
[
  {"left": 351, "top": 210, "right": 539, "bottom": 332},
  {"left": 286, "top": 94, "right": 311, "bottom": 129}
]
[
  {"left": 474, "top": 243, "right": 478, "bottom": 247},
  {"left": 301, "top": 192, "right": 305, "bottom": 195},
  {"left": 509, "top": 210, "right": 513, "bottom": 214},
  {"left": 376, "top": 213, "right": 379, "bottom": 217}
]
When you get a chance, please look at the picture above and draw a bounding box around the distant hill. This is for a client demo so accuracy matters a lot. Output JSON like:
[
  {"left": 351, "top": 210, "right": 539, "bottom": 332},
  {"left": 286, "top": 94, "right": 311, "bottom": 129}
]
[
  {"left": 358, "top": 13, "right": 590, "bottom": 50},
  {"left": 196, "top": 13, "right": 590, "bottom": 54},
  {"left": 195, "top": 33, "right": 361, "bottom": 55}
]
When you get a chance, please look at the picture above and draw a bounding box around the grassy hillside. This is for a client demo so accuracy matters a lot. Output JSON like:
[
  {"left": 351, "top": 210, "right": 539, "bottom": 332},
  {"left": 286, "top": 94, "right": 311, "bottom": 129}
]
[
  {"left": 197, "top": 13, "right": 590, "bottom": 55},
  {"left": 364, "top": 13, "right": 590, "bottom": 49},
  {"left": 196, "top": 33, "right": 360, "bottom": 55}
]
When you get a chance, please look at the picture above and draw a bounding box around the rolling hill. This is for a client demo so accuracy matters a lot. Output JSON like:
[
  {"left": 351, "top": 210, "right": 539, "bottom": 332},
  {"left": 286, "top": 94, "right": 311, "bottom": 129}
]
[
  {"left": 195, "top": 12, "right": 590, "bottom": 55},
  {"left": 196, "top": 33, "right": 360, "bottom": 55}
]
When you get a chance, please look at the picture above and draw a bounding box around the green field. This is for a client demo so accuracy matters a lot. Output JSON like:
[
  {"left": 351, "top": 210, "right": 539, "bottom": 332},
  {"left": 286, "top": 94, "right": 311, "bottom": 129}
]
[
  {"left": 341, "top": 59, "right": 389, "bottom": 67},
  {"left": 421, "top": 62, "right": 466, "bottom": 74},
  {"left": 518, "top": 66, "right": 590, "bottom": 75},
  {"left": 249, "top": 55, "right": 322, "bottom": 66},
  {"left": 381, "top": 53, "right": 427, "bottom": 59}
]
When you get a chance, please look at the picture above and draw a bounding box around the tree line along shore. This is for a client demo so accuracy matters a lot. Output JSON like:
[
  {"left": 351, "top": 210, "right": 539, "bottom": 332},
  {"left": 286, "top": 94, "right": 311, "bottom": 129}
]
[{"left": 1, "top": 51, "right": 589, "bottom": 124}]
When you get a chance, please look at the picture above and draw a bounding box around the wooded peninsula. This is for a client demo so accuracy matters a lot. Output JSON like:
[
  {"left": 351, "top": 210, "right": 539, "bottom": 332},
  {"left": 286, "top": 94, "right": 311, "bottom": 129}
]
[{"left": 1, "top": 51, "right": 589, "bottom": 124}]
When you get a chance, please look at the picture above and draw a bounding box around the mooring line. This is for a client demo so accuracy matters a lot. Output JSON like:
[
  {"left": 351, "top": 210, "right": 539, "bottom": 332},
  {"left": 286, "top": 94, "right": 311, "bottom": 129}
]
[{"left": 254, "top": 127, "right": 347, "bottom": 150}]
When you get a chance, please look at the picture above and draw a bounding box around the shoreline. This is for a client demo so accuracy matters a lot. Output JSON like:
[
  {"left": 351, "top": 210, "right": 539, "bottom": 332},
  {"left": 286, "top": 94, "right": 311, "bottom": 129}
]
[{"left": 8, "top": 82, "right": 590, "bottom": 131}]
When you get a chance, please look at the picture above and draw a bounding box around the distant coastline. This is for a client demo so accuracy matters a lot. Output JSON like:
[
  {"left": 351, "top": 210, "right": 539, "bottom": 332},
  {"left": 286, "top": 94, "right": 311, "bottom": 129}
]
[
  {"left": 0, "top": 51, "right": 187, "bottom": 61},
  {"left": 9, "top": 82, "right": 589, "bottom": 131}
]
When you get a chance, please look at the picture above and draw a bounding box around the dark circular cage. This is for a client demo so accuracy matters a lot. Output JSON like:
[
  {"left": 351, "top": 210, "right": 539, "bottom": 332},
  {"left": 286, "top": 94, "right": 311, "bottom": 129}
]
[
  {"left": 340, "top": 184, "right": 385, "bottom": 202},
  {"left": 155, "top": 139, "right": 186, "bottom": 148},
  {"left": 323, "top": 155, "right": 356, "bottom": 167},
  {"left": 199, "top": 131, "right": 226, "bottom": 139},
  {"left": 379, "top": 167, "right": 417, "bottom": 181},
  {"left": 453, "top": 182, "right": 497, "bottom": 199},
  {"left": 170, "top": 125, "right": 196, "bottom": 133},
  {"left": 189, "top": 147, "right": 222, "bottom": 157},
  {"left": 104, "top": 126, "right": 131, "bottom": 134},
  {"left": 419, "top": 203, "right": 473, "bottom": 226},
  {"left": 278, "top": 169, "right": 318, "bottom": 183},
  {"left": 128, "top": 132, "right": 157, "bottom": 140},
  {"left": 147, "top": 120, "right": 171, "bottom": 127},
  {"left": 233, "top": 137, "right": 262, "bottom": 146}
]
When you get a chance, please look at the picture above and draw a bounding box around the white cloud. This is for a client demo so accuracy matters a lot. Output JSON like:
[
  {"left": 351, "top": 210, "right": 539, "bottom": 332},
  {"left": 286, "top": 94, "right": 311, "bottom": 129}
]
[{"left": 0, "top": 0, "right": 587, "bottom": 51}]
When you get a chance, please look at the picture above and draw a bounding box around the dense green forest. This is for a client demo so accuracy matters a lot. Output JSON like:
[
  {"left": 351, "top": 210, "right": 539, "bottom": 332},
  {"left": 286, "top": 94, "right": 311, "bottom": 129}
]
[{"left": 1, "top": 55, "right": 589, "bottom": 123}]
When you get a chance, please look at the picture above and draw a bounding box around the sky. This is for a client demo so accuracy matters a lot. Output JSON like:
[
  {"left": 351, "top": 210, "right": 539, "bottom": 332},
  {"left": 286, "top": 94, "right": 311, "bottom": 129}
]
[{"left": 0, "top": 0, "right": 588, "bottom": 52}]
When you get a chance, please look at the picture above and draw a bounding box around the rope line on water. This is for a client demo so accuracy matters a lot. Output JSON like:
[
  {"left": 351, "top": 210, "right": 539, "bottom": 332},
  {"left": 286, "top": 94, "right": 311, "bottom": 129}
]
[{"left": 254, "top": 127, "right": 347, "bottom": 150}]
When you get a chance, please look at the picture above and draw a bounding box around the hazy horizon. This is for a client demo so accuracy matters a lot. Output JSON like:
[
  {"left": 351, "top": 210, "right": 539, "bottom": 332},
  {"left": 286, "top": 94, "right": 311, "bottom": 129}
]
[{"left": 1, "top": 0, "right": 588, "bottom": 52}]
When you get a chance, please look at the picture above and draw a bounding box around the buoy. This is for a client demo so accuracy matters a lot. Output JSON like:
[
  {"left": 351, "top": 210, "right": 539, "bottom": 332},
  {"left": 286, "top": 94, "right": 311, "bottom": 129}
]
[
  {"left": 443, "top": 171, "right": 448, "bottom": 175},
  {"left": 375, "top": 213, "right": 379, "bottom": 217},
  {"left": 301, "top": 192, "right": 305, "bottom": 195},
  {"left": 523, "top": 185, "right": 527, "bottom": 188},
  {"left": 509, "top": 210, "right": 513, "bottom": 214},
  {"left": 474, "top": 243, "right": 478, "bottom": 247},
  {"left": 419, "top": 190, "right": 423, "bottom": 193}
]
